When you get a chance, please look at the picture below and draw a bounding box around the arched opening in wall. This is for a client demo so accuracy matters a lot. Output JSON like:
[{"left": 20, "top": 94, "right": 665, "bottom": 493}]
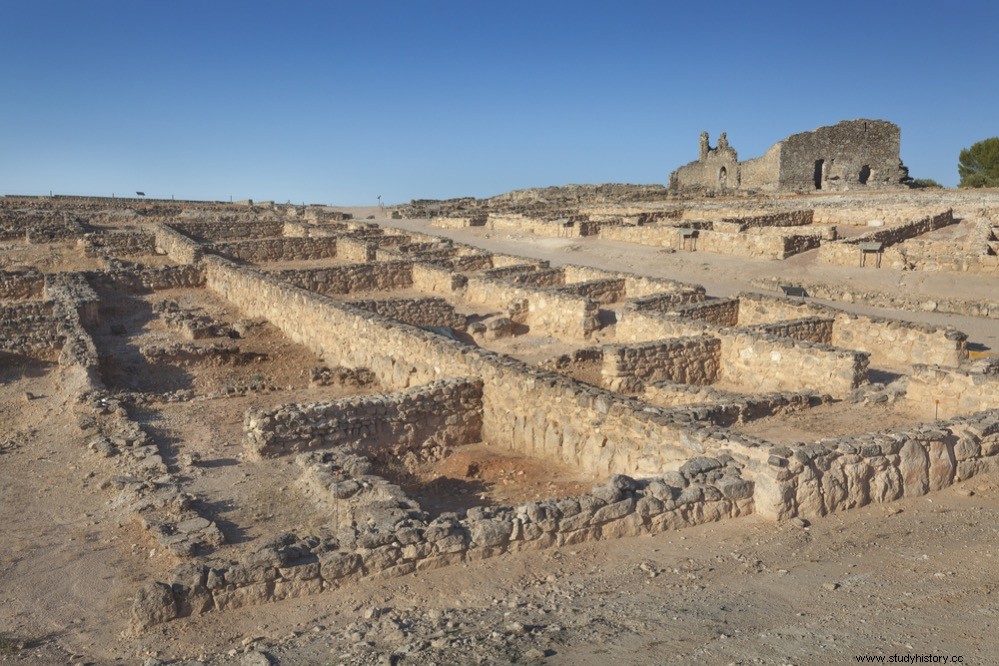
[
  {"left": 719, "top": 166, "right": 728, "bottom": 190},
  {"left": 859, "top": 165, "right": 871, "bottom": 185},
  {"left": 813, "top": 159, "right": 824, "bottom": 189}
]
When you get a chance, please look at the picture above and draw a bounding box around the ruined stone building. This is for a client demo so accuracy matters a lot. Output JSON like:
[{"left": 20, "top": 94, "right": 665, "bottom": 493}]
[{"left": 668, "top": 119, "right": 909, "bottom": 195}]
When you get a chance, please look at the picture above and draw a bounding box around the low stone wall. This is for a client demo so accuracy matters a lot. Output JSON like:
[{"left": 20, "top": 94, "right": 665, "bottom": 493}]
[
  {"left": 884, "top": 238, "right": 999, "bottom": 274},
  {"left": 716, "top": 210, "right": 814, "bottom": 230},
  {"left": 244, "top": 378, "right": 484, "bottom": 458},
  {"left": 96, "top": 263, "right": 207, "bottom": 292},
  {"left": 268, "top": 261, "right": 415, "bottom": 296},
  {"left": 141, "top": 342, "right": 260, "bottom": 367},
  {"left": 816, "top": 210, "right": 955, "bottom": 267},
  {"left": 132, "top": 462, "right": 755, "bottom": 631},
  {"left": 202, "top": 256, "right": 728, "bottom": 478},
  {"left": 561, "top": 264, "right": 704, "bottom": 301},
  {"left": 0, "top": 301, "right": 64, "bottom": 360},
  {"left": 411, "top": 262, "right": 467, "bottom": 295},
  {"left": 747, "top": 316, "right": 834, "bottom": 345},
  {"left": 598, "top": 223, "right": 680, "bottom": 247},
  {"left": 754, "top": 410, "right": 999, "bottom": 520},
  {"left": 80, "top": 231, "right": 157, "bottom": 257},
  {"left": 206, "top": 237, "right": 339, "bottom": 263},
  {"left": 696, "top": 229, "right": 821, "bottom": 260},
  {"left": 643, "top": 382, "right": 830, "bottom": 422},
  {"left": 155, "top": 225, "right": 204, "bottom": 264},
  {"left": 482, "top": 264, "right": 547, "bottom": 280},
  {"left": 602, "top": 336, "right": 721, "bottom": 392},
  {"left": 337, "top": 236, "right": 377, "bottom": 263},
  {"left": 0, "top": 269, "right": 45, "bottom": 300},
  {"left": 615, "top": 308, "right": 717, "bottom": 342},
  {"left": 504, "top": 267, "right": 565, "bottom": 287},
  {"left": 737, "top": 292, "right": 967, "bottom": 368},
  {"left": 717, "top": 329, "right": 869, "bottom": 398},
  {"left": 346, "top": 297, "right": 466, "bottom": 330},
  {"left": 169, "top": 220, "right": 284, "bottom": 241},
  {"left": 462, "top": 275, "right": 600, "bottom": 339},
  {"left": 750, "top": 276, "right": 999, "bottom": 321},
  {"left": 432, "top": 215, "right": 487, "bottom": 229},
  {"left": 906, "top": 364, "right": 999, "bottom": 420},
  {"left": 672, "top": 298, "right": 739, "bottom": 326},
  {"left": 553, "top": 278, "right": 627, "bottom": 305}
]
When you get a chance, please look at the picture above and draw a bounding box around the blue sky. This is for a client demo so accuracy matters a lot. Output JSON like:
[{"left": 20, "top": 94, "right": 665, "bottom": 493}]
[{"left": 1, "top": 1, "right": 996, "bottom": 204}]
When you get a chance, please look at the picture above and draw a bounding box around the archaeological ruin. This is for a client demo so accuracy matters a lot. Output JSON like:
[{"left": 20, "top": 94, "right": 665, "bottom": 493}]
[
  {"left": 668, "top": 119, "right": 911, "bottom": 196},
  {"left": 0, "top": 185, "right": 995, "bottom": 648}
]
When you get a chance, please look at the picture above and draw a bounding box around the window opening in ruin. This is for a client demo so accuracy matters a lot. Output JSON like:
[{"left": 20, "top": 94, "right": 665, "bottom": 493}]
[
  {"left": 719, "top": 166, "right": 728, "bottom": 190},
  {"left": 859, "top": 165, "right": 871, "bottom": 185},
  {"left": 813, "top": 160, "right": 824, "bottom": 189}
]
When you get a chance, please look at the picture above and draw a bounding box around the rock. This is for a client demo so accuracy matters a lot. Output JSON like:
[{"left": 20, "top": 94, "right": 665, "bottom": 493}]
[
  {"left": 679, "top": 456, "right": 723, "bottom": 477},
  {"left": 821, "top": 582, "right": 840, "bottom": 591},
  {"left": 242, "top": 651, "right": 274, "bottom": 666},
  {"left": 791, "top": 517, "right": 810, "bottom": 528},
  {"left": 130, "top": 581, "right": 178, "bottom": 631}
]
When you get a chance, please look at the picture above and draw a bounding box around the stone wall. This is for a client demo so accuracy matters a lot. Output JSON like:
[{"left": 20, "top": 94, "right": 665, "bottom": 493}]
[
  {"left": 337, "top": 236, "right": 377, "bottom": 263},
  {"left": 244, "top": 378, "right": 484, "bottom": 459},
  {"left": 0, "top": 269, "right": 45, "bottom": 300},
  {"left": 816, "top": 210, "right": 955, "bottom": 267},
  {"left": 717, "top": 210, "right": 814, "bottom": 230},
  {"left": 80, "top": 231, "right": 157, "bottom": 257},
  {"left": 553, "top": 278, "right": 627, "bottom": 305},
  {"left": 346, "top": 297, "right": 466, "bottom": 330},
  {"left": 154, "top": 225, "right": 204, "bottom": 264},
  {"left": 754, "top": 411, "right": 999, "bottom": 520},
  {"left": 736, "top": 292, "right": 967, "bottom": 368},
  {"left": 717, "top": 330, "right": 869, "bottom": 398},
  {"left": 96, "top": 263, "right": 207, "bottom": 292},
  {"left": 169, "top": 220, "right": 284, "bottom": 241},
  {"left": 747, "top": 316, "right": 834, "bottom": 345},
  {"left": 560, "top": 264, "right": 704, "bottom": 301},
  {"left": 133, "top": 462, "right": 755, "bottom": 631},
  {"left": 905, "top": 364, "right": 999, "bottom": 420},
  {"left": 201, "top": 256, "right": 728, "bottom": 478},
  {"left": 750, "top": 276, "right": 999, "bottom": 321},
  {"left": 268, "top": 262, "right": 415, "bottom": 296},
  {"left": 206, "top": 237, "right": 339, "bottom": 263},
  {"left": 695, "top": 229, "right": 822, "bottom": 260},
  {"left": 601, "top": 337, "right": 721, "bottom": 392},
  {"left": 671, "top": 298, "right": 740, "bottom": 326},
  {"left": 462, "top": 275, "right": 600, "bottom": 340},
  {"left": 0, "top": 301, "right": 64, "bottom": 360}
]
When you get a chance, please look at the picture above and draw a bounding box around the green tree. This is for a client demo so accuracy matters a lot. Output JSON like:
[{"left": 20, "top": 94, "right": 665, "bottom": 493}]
[{"left": 958, "top": 137, "right": 999, "bottom": 188}]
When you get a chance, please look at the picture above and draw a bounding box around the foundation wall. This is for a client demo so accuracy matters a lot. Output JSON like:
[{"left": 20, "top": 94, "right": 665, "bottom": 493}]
[
  {"left": 169, "top": 220, "right": 285, "bottom": 241},
  {"left": 244, "top": 378, "right": 484, "bottom": 458},
  {"left": 601, "top": 336, "right": 721, "bottom": 392},
  {"left": 672, "top": 298, "right": 740, "bottom": 326},
  {"left": 0, "top": 269, "right": 45, "bottom": 300},
  {"left": 717, "top": 330, "right": 868, "bottom": 398},
  {"left": 202, "top": 256, "right": 724, "bottom": 479},
  {"left": 816, "top": 210, "right": 955, "bottom": 267},
  {"left": 905, "top": 365, "right": 999, "bottom": 420},
  {"left": 747, "top": 316, "right": 835, "bottom": 345},
  {"left": 346, "top": 297, "right": 466, "bottom": 330},
  {"left": 268, "top": 262, "right": 415, "bottom": 296},
  {"left": 736, "top": 293, "right": 967, "bottom": 368},
  {"left": 206, "top": 237, "right": 339, "bottom": 263},
  {"left": 754, "top": 411, "right": 999, "bottom": 520}
]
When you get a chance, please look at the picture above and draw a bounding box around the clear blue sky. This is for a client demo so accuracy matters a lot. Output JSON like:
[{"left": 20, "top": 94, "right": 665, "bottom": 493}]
[{"left": 1, "top": 1, "right": 995, "bottom": 204}]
